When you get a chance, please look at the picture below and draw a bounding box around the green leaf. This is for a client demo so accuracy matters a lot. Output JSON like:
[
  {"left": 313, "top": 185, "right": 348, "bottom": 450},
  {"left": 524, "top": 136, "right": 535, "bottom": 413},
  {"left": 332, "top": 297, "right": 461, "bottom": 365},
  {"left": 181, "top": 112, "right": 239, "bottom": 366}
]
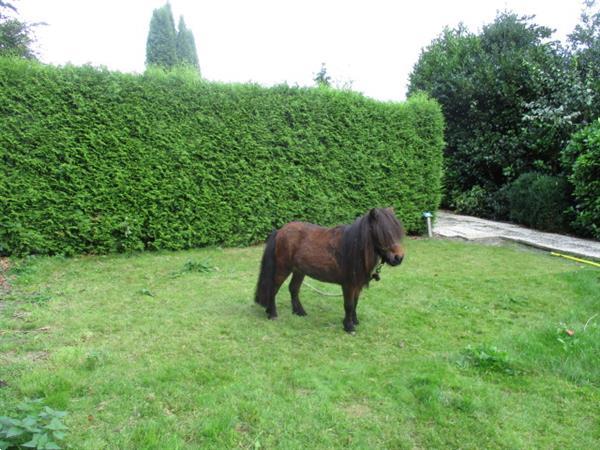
[
  {"left": 18, "top": 399, "right": 43, "bottom": 412},
  {"left": 5, "top": 426, "right": 24, "bottom": 438},
  {"left": 52, "top": 431, "right": 66, "bottom": 440},
  {"left": 22, "top": 434, "right": 40, "bottom": 448},
  {"left": 45, "top": 418, "right": 67, "bottom": 431},
  {"left": 36, "top": 432, "right": 49, "bottom": 448},
  {"left": 0, "top": 417, "right": 18, "bottom": 427},
  {"left": 21, "top": 417, "right": 42, "bottom": 434}
]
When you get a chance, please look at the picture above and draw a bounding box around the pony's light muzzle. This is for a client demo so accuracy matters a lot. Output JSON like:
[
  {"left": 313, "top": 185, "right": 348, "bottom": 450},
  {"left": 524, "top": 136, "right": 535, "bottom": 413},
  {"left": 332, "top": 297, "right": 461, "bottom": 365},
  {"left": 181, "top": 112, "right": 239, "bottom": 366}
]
[
  {"left": 381, "top": 249, "right": 404, "bottom": 266},
  {"left": 385, "top": 253, "right": 403, "bottom": 266},
  {"left": 392, "top": 254, "right": 403, "bottom": 266}
]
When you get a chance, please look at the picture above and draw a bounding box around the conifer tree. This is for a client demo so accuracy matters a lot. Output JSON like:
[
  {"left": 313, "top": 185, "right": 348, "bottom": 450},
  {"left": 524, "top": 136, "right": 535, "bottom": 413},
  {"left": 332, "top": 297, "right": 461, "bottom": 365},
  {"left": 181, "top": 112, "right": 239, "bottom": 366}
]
[
  {"left": 176, "top": 16, "right": 200, "bottom": 73},
  {"left": 145, "top": 3, "right": 177, "bottom": 69}
]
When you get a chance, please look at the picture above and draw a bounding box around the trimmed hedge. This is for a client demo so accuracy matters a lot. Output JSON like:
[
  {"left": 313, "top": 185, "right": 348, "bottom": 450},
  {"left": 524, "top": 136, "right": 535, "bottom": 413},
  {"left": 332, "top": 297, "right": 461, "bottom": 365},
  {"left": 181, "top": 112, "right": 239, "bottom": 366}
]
[{"left": 0, "top": 58, "right": 444, "bottom": 256}]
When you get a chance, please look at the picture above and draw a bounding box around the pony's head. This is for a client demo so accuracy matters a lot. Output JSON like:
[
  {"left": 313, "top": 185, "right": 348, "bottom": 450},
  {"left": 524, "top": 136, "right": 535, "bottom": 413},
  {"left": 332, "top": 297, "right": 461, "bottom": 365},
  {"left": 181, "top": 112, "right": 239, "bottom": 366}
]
[{"left": 368, "top": 208, "right": 405, "bottom": 266}]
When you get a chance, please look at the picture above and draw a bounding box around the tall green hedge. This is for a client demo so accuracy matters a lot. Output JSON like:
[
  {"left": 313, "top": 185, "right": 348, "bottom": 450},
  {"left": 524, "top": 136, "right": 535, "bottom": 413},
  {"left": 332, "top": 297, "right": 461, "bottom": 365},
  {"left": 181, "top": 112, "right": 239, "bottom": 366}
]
[{"left": 0, "top": 58, "right": 444, "bottom": 256}]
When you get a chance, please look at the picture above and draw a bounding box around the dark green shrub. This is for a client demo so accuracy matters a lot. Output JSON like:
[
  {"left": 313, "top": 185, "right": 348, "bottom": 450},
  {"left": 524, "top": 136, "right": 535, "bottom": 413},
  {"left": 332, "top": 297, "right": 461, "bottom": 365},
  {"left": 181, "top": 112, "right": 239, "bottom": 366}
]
[
  {"left": 505, "top": 172, "right": 570, "bottom": 232},
  {"left": 0, "top": 58, "right": 444, "bottom": 256},
  {"left": 450, "top": 186, "right": 489, "bottom": 217},
  {"left": 562, "top": 119, "right": 600, "bottom": 239},
  {"left": 408, "top": 13, "right": 580, "bottom": 211},
  {"left": 488, "top": 185, "right": 511, "bottom": 221},
  {"left": 450, "top": 184, "right": 510, "bottom": 220}
]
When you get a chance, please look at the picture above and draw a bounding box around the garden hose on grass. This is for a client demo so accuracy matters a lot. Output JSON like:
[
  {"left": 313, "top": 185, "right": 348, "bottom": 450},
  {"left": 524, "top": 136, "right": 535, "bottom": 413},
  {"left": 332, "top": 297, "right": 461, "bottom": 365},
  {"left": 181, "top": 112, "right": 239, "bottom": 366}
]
[{"left": 550, "top": 252, "right": 600, "bottom": 268}]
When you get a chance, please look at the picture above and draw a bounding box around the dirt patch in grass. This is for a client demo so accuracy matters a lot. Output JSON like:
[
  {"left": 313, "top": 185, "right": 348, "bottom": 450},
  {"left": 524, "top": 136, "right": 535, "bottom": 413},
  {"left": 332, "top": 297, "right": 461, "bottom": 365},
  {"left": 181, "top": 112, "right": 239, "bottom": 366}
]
[
  {"left": 0, "top": 350, "right": 49, "bottom": 364},
  {"left": 11, "top": 310, "right": 31, "bottom": 320},
  {"left": 235, "top": 422, "right": 251, "bottom": 435},
  {"left": 0, "top": 257, "right": 12, "bottom": 295},
  {"left": 0, "top": 257, "right": 10, "bottom": 314},
  {"left": 0, "top": 258, "right": 9, "bottom": 272},
  {"left": 296, "top": 388, "right": 314, "bottom": 397},
  {"left": 340, "top": 403, "right": 372, "bottom": 418}
]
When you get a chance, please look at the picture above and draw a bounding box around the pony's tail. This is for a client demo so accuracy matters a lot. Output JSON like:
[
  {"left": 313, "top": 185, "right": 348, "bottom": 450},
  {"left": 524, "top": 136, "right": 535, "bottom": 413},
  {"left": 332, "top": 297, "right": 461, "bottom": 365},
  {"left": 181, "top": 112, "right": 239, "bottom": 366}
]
[{"left": 255, "top": 230, "right": 278, "bottom": 308}]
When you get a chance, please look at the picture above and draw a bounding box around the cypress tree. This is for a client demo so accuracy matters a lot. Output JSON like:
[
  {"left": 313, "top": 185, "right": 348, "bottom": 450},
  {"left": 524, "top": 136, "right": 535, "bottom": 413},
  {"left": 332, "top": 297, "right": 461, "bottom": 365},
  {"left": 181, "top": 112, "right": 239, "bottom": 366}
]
[
  {"left": 145, "top": 3, "right": 177, "bottom": 69},
  {"left": 176, "top": 16, "right": 200, "bottom": 73}
]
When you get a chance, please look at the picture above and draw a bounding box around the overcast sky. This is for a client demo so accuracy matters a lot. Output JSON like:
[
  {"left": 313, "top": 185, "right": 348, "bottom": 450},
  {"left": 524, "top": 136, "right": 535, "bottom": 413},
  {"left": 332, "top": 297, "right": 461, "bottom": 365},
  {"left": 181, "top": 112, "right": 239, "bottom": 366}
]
[{"left": 16, "top": 0, "right": 584, "bottom": 102}]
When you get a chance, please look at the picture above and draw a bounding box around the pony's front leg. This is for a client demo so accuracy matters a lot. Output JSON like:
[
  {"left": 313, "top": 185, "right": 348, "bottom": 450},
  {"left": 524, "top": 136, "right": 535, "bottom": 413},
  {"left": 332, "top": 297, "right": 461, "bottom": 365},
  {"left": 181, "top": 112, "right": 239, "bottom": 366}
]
[
  {"left": 352, "top": 296, "right": 360, "bottom": 326},
  {"left": 342, "top": 285, "right": 359, "bottom": 333}
]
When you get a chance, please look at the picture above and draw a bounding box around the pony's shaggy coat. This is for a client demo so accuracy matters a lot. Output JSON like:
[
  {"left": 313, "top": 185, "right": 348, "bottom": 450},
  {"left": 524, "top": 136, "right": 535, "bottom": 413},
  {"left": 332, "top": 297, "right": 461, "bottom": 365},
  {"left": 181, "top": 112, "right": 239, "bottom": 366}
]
[{"left": 255, "top": 208, "right": 405, "bottom": 332}]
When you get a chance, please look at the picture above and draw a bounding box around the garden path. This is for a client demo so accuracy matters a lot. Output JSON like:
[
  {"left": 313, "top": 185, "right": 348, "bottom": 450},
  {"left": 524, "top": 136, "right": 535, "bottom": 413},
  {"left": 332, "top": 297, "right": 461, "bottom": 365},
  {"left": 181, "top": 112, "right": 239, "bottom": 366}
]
[{"left": 434, "top": 211, "right": 600, "bottom": 262}]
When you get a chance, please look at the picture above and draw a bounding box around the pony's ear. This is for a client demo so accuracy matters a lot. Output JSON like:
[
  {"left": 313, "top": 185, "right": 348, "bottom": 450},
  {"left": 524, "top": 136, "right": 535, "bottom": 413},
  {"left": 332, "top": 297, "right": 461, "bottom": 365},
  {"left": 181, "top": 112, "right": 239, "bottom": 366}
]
[{"left": 369, "top": 208, "right": 378, "bottom": 221}]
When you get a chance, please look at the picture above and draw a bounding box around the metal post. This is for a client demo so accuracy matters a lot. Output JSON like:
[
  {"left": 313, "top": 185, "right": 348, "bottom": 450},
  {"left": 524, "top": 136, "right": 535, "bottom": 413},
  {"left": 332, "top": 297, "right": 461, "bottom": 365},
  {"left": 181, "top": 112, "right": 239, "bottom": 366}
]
[{"left": 423, "top": 212, "right": 433, "bottom": 238}]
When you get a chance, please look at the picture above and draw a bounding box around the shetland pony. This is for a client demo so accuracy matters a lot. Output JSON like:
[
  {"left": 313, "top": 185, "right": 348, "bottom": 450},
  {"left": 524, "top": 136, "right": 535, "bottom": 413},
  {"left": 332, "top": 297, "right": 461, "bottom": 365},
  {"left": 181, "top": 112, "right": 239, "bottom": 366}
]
[{"left": 255, "top": 208, "right": 405, "bottom": 332}]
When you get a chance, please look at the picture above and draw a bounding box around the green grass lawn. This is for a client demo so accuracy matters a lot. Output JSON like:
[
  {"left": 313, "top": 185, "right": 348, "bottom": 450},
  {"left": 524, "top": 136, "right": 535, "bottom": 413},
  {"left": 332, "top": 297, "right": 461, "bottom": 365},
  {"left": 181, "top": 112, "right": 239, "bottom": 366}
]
[{"left": 1, "top": 239, "right": 599, "bottom": 449}]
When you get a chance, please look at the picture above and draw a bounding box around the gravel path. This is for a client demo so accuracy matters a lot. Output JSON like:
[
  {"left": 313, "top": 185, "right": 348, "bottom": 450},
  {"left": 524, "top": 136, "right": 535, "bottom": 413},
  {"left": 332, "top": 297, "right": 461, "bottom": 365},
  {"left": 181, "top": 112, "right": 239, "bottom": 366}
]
[{"left": 434, "top": 211, "right": 600, "bottom": 262}]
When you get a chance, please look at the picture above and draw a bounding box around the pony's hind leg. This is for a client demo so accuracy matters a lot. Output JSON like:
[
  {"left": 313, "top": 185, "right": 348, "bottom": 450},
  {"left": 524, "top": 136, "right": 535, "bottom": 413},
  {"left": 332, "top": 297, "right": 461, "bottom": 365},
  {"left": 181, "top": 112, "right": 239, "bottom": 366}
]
[
  {"left": 267, "top": 269, "right": 290, "bottom": 319},
  {"left": 289, "top": 272, "right": 307, "bottom": 316}
]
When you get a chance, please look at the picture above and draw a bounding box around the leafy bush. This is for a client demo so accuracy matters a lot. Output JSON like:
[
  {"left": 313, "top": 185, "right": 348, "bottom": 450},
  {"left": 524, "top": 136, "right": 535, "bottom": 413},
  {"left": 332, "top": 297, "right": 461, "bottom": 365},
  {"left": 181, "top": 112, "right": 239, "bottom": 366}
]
[
  {"left": 408, "top": 10, "right": 600, "bottom": 227},
  {"left": 450, "top": 186, "right": 490, "bottom": 217},
  {"left": 505, "top": 172, "right": 570, "bottom": 232},
  {"left": 0, "top": 57, "right": 444, "bottom": 256},
  {"left": 450, "top": 184, "right": 511, "bottom": 220},
  {"left": 408, "top": 13, "right": 571, "bottom": 208},
  {"left": 0, "top": 399, "right": 68, "bottom": 450},
  {"left": 562, "top": 119, "right": 600, "bottom": 239},
  {"left": 458, "top": 345, "right": 522, "bottom": 376},
  {"left": 170, "top": 259, "right": 216, "bottom": 277}
]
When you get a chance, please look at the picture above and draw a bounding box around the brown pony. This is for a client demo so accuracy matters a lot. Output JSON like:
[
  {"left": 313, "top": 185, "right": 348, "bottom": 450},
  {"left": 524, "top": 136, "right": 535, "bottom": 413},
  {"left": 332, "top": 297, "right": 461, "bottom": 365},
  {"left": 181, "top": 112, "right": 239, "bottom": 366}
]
[{"left": 254, "top": 208, "right": 405, "bottom": 332}]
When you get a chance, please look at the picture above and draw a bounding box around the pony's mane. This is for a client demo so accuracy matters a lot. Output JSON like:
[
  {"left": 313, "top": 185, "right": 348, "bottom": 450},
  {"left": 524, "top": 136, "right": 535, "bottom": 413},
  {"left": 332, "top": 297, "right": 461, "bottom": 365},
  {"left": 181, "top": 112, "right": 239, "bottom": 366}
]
[{"left": 339, "top": 208, "right": 404, "bottom": 286}]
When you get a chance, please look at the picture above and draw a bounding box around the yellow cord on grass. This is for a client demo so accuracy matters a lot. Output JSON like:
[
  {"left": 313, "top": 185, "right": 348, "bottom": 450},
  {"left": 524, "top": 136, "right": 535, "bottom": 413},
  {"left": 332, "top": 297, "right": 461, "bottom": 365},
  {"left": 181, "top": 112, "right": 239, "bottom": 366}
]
[{"left": 550, "top": 252, "right": 600, "bottom": 268}]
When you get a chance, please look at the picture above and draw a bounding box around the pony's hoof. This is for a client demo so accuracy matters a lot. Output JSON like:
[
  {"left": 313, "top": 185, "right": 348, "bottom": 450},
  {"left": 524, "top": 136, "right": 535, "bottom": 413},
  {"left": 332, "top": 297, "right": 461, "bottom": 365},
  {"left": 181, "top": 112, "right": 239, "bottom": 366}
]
[
  {"left": 343, "top": 320, "right": 355, "bottom": 333},
  {"left": 267, "top": 313, "right": 278, "bottom": 320},
  {"left": 293, "top": 309, "right": 307, "bottom": 316}
]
